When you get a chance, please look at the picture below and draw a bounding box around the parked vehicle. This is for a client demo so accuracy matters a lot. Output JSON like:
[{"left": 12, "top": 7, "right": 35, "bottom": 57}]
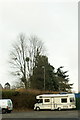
[
  {"left": 34, "top": 93, "right": 76, "bottom": 111},
  {"left": 0, "top": 99, "right": 13, "bottom": 113}
]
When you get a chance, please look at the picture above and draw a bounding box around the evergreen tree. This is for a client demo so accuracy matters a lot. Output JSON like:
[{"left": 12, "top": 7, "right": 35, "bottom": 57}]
[
  {"left": 56, "top": 66, "right": 73, "bottom": 92},
  {"left": 30, "top": 54, "right": 58, "bottom": 91}
]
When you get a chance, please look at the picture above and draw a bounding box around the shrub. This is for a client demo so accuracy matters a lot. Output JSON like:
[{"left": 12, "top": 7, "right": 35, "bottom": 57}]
[
  {"left": 3, "top": 89, "right": 80, "bottom": 110},
  {"left": 76, "top": 97, "right": 80, "bottom": 110},
  {"left": 2, "top": 89, "right": 39, "bottom": 109}
]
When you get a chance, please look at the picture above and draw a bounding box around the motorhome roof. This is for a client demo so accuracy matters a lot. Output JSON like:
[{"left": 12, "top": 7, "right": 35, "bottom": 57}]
[{"left": 37, "top": 93, "right": 74, "bottom": 98}]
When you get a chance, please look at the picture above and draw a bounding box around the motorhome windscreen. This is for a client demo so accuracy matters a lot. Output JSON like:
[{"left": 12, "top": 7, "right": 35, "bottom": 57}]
[
  {"left": 70, "top": 97, "right": 75, "bottom": 102},
  {"left": 37, "top": 99, "right": 43, "bottom": 103}
]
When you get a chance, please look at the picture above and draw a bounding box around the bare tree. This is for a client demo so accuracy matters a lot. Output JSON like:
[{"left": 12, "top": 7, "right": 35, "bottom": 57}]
[
  {"left": 28, "top": 35, "right": 45, "bottom": 76},
  {"left": 9, "top": 34, "right": 28, "bottom": 89},
  {"left": 9, "top": 34, "right": 45, "bottom": 89}
]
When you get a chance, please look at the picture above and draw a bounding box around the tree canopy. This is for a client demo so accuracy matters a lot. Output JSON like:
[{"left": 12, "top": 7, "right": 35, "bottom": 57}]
[
  {"left": 9, "top": 34, "right": 45, "bottom": 89},
  {"left": 9, "top": 34, "right": 73, "bottom": 92},
  {"left": 30, "top": 55, "right": 72, "bottom": 92}
]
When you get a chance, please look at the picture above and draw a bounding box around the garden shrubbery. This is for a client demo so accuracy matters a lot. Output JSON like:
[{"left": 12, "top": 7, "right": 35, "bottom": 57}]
[
  {"left": 76, "top": 97, "right": 80, "bottom": 110},
  {"left": 2, "top": 89, "right": 80, "bottom": 110},
  {"left": 2, "top": 89, "right": 40, "bottom": 110}
]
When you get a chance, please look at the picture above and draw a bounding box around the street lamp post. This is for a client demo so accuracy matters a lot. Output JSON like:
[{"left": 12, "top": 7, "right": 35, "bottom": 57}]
[{"left": 42, "top": 66, "right": 45, "bottom": 91}]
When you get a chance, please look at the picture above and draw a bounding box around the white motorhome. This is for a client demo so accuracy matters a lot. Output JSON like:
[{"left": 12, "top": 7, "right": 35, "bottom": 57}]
[
  {"left": 0, "top": 99, "right": 13, "bottom": 113},
  {"left": 34, "top": 93, "right": 76, "bottom": 111}
]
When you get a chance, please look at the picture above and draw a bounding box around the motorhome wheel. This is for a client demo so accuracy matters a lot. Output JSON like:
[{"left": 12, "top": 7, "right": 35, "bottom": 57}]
[
  {"left": 36, "top": 107, "right": 40, "bottom": 111},
  {"left": 58, "top": 107, "right": 61, "bottom": 111}
]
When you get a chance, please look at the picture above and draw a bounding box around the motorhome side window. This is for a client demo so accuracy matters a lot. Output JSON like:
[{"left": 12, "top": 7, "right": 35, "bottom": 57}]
[
  {"left": 37, "top": 99, "right": 43, "bottom": 103},
  {"left": 70, "top": 98, "right": 74, "bottom": 102},
  {"left": 61, "top": 98, "right": 67, "bottom": 103},
  {"left": 45, "top": 99, "right": 50, "bottom": 102}
]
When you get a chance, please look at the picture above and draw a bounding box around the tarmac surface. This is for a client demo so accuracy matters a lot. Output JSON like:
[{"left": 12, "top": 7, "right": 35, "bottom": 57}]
[{"left": 1, "top": 110, "right": 80, "bottom": 119}]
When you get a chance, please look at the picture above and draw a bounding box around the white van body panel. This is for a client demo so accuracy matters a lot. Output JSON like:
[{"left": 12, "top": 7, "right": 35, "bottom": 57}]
[
  {"left": 0, "top": 99, "right": 13, "bottom": 113},
  {"left": 34, "top": 93, "right": 76, "bottom": 110}
]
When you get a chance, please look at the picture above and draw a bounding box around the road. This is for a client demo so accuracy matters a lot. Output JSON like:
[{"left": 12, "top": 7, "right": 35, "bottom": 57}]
[{"left": 2, "top": 110, "right": 80, "bottom": 119}]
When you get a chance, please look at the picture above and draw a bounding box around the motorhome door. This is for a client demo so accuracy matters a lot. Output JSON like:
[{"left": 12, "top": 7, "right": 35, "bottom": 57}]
[
  {"left": 43, "top": 98, "right": 51, "bottom": 109},
  {"left": 51, "top": 97, "right": 56, "bottom": 110}
]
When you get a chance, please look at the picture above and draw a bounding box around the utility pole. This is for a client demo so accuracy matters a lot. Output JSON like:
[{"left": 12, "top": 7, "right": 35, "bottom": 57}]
[{"left": 42, "top": 66, "right": 45, "bottom": 91}]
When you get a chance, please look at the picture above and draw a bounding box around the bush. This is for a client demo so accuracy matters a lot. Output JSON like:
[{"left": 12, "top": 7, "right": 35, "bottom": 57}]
[
  {"left": 3, "top": 89, "right": 80, "bottom": 110},
  {"left": 76, "top": 97, "right": 80, "bottom": 110},
  {"left": 2, "top": 89, "right": 39, "bottom": 110}
]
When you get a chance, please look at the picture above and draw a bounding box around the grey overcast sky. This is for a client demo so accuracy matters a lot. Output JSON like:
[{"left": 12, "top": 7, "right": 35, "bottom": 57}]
[{"left": 0, "top": 0, "right": 78, "bottom": 92}]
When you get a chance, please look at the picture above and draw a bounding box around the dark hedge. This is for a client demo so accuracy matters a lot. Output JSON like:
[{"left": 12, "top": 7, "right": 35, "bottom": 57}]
[
  {"left": 2, "top": 90, "right": 80, "bottom": 110},
  {"left": 2, "top": 90, "right": 38, "bottom": 109}
]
